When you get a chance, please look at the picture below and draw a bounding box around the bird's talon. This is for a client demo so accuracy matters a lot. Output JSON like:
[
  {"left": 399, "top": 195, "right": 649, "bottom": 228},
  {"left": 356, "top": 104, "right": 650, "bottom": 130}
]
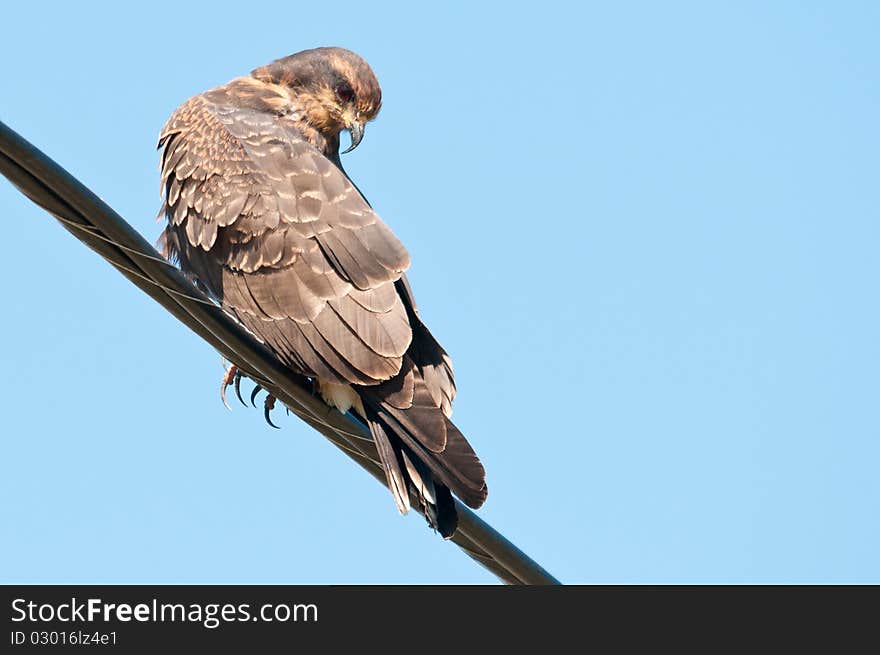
[
  {"left": 234, "top": 370, "right": 246, "bottom": 406},
  {"left": 250, "top": 383, "right": 263, "bottom": 407},
  {"left": 220, "top": 364, "right": 238, "bottom": 410},
  {"left": 264, "top": 395, "right": 280, "bottom": 429}
]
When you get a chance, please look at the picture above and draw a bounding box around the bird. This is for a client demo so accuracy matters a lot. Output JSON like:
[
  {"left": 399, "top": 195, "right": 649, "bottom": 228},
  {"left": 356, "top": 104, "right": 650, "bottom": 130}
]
[{"left": 157, "top": 47, "right": 487, "bottom": 537}]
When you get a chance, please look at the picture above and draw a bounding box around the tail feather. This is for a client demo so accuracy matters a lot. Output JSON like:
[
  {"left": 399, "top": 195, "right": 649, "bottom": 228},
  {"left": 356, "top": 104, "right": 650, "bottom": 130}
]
[
  {"left": 366, "top": 406, "right": 462, "bottom": 538},
  {"left": 370, "top": 398, "right": 487, "bottom": 510},
  {"left": 432, "top": 484, "right": 457, "bottom": 539},
  {"left": 367, "top": 417, "right": 410, "bottom": 515},
  {"left": 400, "top": 448, "right": 456, "bottom": 539},
  {"left": 399, "top": 447, "right": 436, "bottom": 504}
]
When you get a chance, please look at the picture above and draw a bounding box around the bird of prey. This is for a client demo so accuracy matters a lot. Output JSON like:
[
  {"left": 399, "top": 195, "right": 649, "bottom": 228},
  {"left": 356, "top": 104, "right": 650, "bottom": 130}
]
[{"left": 157, "top": 47, "right": 487, "bottom": 537}]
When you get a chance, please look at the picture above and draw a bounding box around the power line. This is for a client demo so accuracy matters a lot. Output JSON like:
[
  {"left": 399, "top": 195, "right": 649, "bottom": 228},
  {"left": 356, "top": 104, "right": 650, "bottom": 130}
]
[{"left": 0, "top": 120, "right": 560, "bottom": 585}]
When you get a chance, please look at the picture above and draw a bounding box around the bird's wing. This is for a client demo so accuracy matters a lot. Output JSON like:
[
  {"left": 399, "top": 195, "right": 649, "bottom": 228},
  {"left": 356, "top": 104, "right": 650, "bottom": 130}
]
[
  {"left": 159, "top": 91, "right": 412, "bottom": 385},
  {"left": 395, "top": 274, "right": 456, "bottom": 417}
]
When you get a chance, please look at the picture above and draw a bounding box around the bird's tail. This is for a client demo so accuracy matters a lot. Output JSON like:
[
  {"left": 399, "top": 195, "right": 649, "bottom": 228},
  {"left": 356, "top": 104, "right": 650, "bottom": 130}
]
[
  {"left": 363, "top": 389, "right": 487, "bottom": 538},
  {"left": 359, "top": 274, "right": 487, "bottom": 537}
]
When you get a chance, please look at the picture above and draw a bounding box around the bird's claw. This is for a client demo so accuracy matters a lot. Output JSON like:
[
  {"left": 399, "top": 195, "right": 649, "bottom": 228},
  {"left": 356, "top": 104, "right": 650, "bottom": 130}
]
[
  {"left": 220, "top": 364, "right": 239, "bottom": 410},
  {"left": 234, "top": 371, "right": 246, "bottom": 406},
  {"left": 264, "top": 395, "right": 280, "bottom": 429},
  {"left": 221, "top": 363, "right": 280, "bottom": 428},
  {"left": 250, "top": 384, "right": 263, "bottom": 407},
  {"left": 221, "top": 364, "right": 248, "bottom": 410}
]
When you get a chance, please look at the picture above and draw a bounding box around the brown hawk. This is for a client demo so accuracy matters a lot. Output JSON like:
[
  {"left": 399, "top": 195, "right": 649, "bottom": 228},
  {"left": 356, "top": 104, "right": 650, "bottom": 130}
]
[{"left": 157, "top": 47, "right": 487, "bottom": 537}]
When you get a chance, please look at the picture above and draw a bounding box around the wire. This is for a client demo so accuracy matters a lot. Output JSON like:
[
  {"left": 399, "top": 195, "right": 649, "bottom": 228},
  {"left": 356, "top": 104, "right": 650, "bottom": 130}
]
[{"left": 0, "top": 119, "right": 561, "bottom": 585}]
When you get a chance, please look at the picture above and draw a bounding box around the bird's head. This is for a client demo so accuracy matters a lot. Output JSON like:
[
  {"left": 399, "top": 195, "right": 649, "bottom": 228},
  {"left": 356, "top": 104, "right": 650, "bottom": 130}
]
[{"left": 252, "top": 47, "right": 382, "bottom": 153}]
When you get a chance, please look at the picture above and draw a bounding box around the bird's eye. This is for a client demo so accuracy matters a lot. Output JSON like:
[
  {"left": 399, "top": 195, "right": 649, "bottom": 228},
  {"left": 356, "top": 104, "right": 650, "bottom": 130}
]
[{"left": 335, "top": 82, "right": 355, "bottom": 103}]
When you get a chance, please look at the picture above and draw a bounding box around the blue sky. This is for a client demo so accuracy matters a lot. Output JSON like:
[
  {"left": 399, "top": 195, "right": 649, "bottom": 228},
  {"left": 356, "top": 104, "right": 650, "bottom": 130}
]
[{"left": 1, "top": 1, "right": 878, "bottom": 583}]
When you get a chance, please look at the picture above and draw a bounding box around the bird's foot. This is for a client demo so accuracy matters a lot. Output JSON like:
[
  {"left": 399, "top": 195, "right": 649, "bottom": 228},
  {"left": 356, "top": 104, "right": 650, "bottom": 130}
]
[
  {"left": 221, "top": 363, "right": 282, "bottom": 428},
  {"left": 220, "top": 364, "right": 247, "bottom": 410}
]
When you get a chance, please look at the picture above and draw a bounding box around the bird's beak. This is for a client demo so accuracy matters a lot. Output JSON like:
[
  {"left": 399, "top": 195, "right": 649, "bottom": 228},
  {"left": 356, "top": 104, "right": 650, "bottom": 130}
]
[{"left": 341, "top": 120, "right": 365, "bottom": 154}]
